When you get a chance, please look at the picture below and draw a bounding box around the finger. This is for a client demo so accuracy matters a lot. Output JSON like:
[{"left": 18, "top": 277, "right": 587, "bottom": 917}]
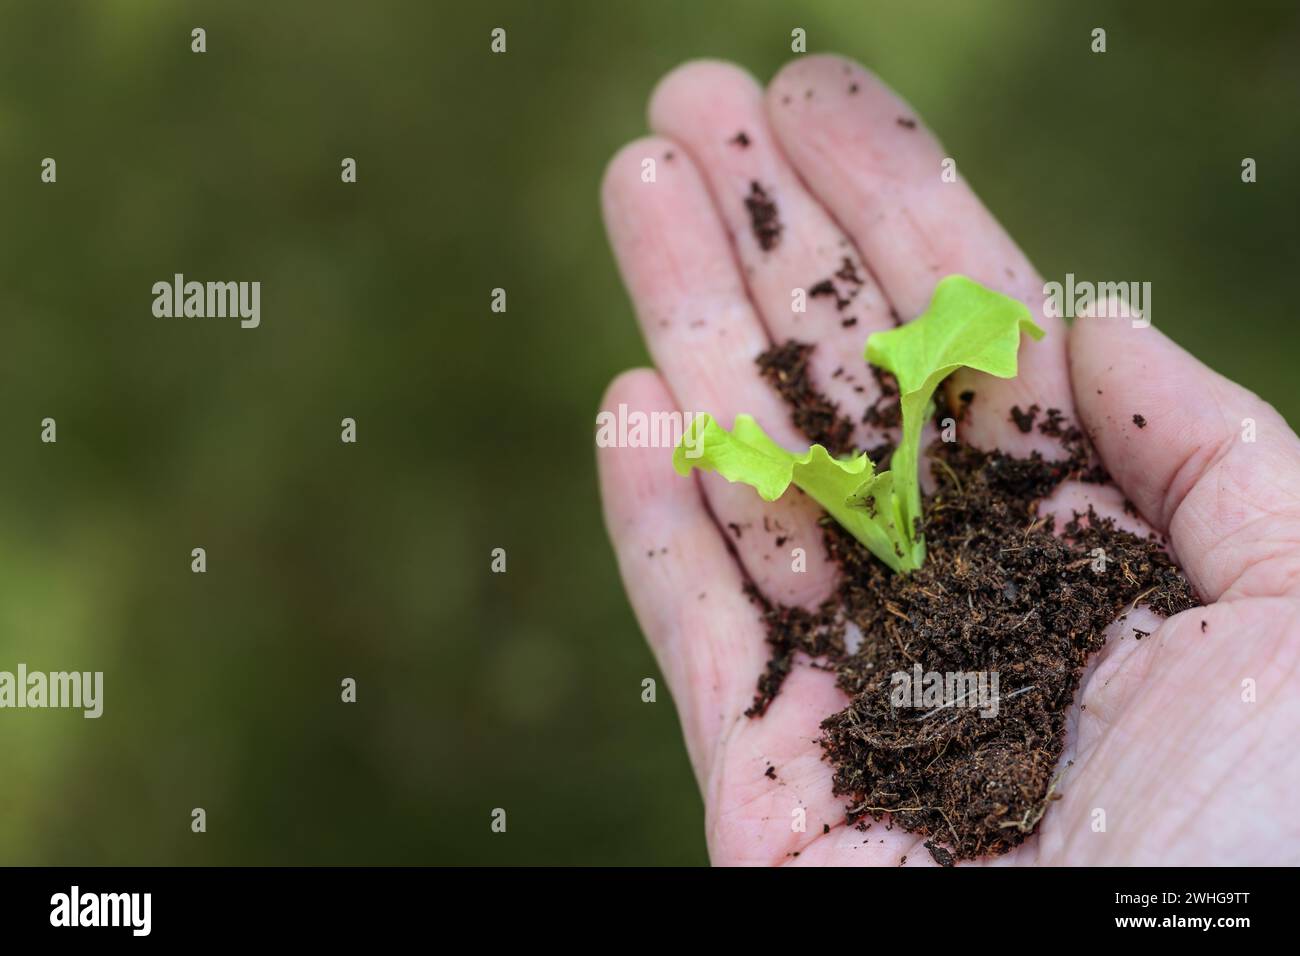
[
  {"left": 648, "top": 60, "right": 896, "bottom": 431},
  {"left": 704, "top": 664, "right": 924, "bottom": 867},
  {"left": 1069, "top": 311, "right": 1300, "bottom": 602},
  {"left": 597, "top": 369, "right": 769, "bottom": 782},
  {"left": 765, "top": 55, "right": 1072, "bottom": 456},
  {"left": 602, "top": 136, "right": 837, "bottom": 607}
]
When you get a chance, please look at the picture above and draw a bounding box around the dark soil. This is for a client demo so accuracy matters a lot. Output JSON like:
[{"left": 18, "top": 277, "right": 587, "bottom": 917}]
[
  {"left": 1010, "top": 403, "right": 1039, "bottom": 433},
  {"left": 809, "top": 278, "right": 838, "bottom": 300},
  {"left": 807, "top": 256, "right": 866, "bottom": 314},
  {"left": 756, "top": 341, "right": 856, "bottom": 457},
  {"left": 747, "top": 339, "right": 1199, "bottom": 862},
  {"left": 862, "top": 366, "right": 902, "bottom": 435},
  {"left": 744, "top": 181, "right": 782, "bottom": 251}
]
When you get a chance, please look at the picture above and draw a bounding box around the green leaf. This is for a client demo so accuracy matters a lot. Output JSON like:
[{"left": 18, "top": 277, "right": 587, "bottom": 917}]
[
  {"left": 865, "top": 275, "right": 1044, "bottom": 560},
  {"left": 669, "top": 275, "right": 1041, "bottom": 575},
  {"left": 673, "top": 414, "right": 912, "bottom": 572}
]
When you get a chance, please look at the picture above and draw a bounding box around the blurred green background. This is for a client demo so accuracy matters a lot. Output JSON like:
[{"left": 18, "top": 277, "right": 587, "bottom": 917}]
[{"left": 0, "top": 0, "right": 1295, "bottom": 865}]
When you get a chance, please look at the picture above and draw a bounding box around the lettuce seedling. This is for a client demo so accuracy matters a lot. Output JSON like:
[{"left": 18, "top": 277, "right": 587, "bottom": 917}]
[
  {"left": 673, "top": 275, "right": 1043, "bottom": 573},
  {"left": 673, "top": 412, "right": 913, "bottom": 571}
]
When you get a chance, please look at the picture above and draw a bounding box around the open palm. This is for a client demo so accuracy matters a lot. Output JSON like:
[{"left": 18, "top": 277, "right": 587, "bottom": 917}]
[{"left": 597, "top": 56, "right": 1300, "bottom": 865}]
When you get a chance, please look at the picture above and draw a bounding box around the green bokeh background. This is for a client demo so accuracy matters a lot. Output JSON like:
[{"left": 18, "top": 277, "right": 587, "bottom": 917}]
[{"left": 0, "top": 0, "right": 1295, "bottom": 865}]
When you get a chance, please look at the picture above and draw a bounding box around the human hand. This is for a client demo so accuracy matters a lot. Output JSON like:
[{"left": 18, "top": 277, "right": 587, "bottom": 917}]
[{"left": 596, "top": 56, "right": 1300, "bottom": 865}]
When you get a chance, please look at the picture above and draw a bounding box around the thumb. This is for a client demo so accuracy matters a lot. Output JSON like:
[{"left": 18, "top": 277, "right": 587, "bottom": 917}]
[{"left": 1069, "top": 311, "right": 1300, "bottom": 603}]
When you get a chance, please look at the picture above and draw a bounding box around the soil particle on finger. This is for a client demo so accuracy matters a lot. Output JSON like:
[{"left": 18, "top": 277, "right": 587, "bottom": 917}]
[
  {"left": 756, "top": 340, "right": 856, "bottom": 457},
  {"left": 1133, "top": 414, "right": 1147, "bottom": 428},
  {"left": 1036, "top": 407, "right": 1107, "bottom": 483},
  {"left": 809, "top": 279, "right": 838, "bottom": 300},
  {"left": 1036, "top": 407, "right": 1067, "bottom": 439},
  {"left": 1010, "top": 404, "right": 1040, "bottom": 433},
  {"left": 729, "top": 131, "right": 751, "bottom": 148},
  {"left": 835, "top": 257, "right": 865, "bottom": 287},
  {"left": 807, "top": 258, "right": 865, "bottom": 317},
  {"left": 896, "top": 117, "right": 918, "bottom": 129},
  {"left": 745, "top": 181, "right": 783, "bottom": 251},
  {"left": 862, "top": 367, "right": 902, "bottom": 432}
]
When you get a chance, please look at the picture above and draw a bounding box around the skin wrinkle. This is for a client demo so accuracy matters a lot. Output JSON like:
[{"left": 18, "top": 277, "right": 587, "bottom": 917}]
[
  {"left": 1186, "top": 453, "right": 1298, "bottom": 601},
  {"left": 899, "top": 205, "right": 943, "bottom": 279},
  {"left": 1162, "top": 427, "right": 1236, "bottom": 544},
  {"left": 1218, "top": 514, "right": 1300, "bottom": 600},
  {"left": 1157, "top": 372, "right": 1239, "bottom": 517},
  {"left": 1163, "top": 711, "right": 1262, "bottom": 846},
  {"left": 707, "top": 745, "right": 792, "bottom": 862},
  {"left": 707, "top": 666, "right": 848, "bottom": 862}
]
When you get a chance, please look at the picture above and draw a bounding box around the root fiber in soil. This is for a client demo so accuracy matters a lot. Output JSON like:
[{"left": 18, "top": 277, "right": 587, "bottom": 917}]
[{"left": 746, "top": 340, "right": 1198, "bottom": 863}]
